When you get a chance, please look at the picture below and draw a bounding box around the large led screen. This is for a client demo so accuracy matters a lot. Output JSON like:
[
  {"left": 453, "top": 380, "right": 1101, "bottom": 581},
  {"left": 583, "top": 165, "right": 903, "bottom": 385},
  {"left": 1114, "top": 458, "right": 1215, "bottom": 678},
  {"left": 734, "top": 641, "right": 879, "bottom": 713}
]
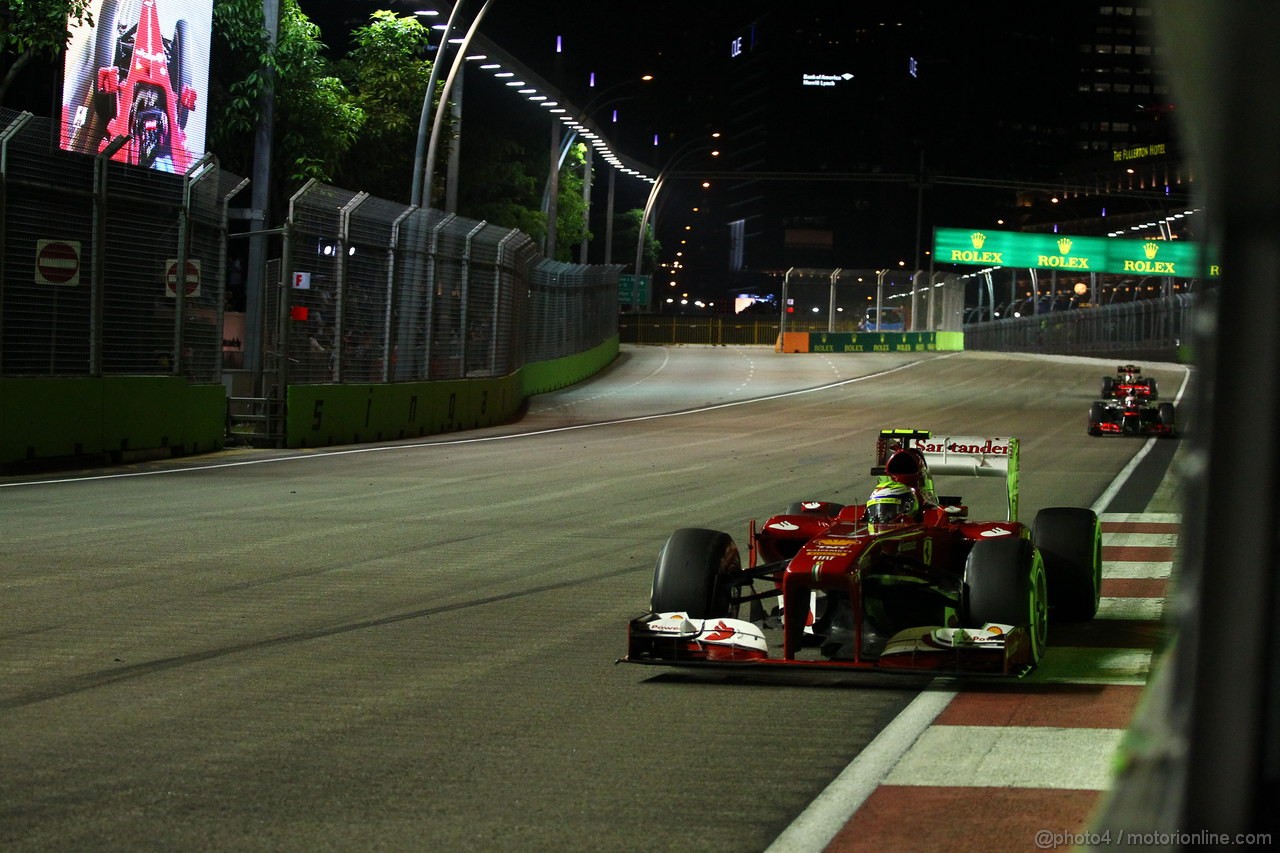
[{"left": 60, "top": 0, "right": 213, "bottom": 174}]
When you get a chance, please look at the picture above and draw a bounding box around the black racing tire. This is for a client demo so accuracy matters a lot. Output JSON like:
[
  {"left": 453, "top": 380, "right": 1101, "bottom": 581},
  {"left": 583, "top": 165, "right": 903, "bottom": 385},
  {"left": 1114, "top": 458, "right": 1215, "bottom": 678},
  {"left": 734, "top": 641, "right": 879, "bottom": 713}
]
[
  {"left": 1158, "top": 402, "right": 1176, "bottom": 432},
  {"left": 1032, "top": 507, "right": 1101, "bottom": 621},
  {"left": 1101, "top": 376, "right": 1114, "bottom": 397},
  {"left": 784, "top": 501, "right": 845, "bottom": 516},
  {"left": 94, "top": 0, "right": 123, "bottom": 71},
  {"left": 962, "top": 537, "right": 1047, "bottom": 666},
  {"left": 1087, "top": 401, "right": 1105, "bottom": 436},
  {"left": 650, "top": 528, "right": 740, "bottom": 619},
  {"left": 1145, "top": 377, "right": 1160, "bottom": 399},
  {"left": 83, "top": 0, "right": 124, "bottom": 136},
  {"left": 170, "top": 19, "right": 192, "bottom": 129}
]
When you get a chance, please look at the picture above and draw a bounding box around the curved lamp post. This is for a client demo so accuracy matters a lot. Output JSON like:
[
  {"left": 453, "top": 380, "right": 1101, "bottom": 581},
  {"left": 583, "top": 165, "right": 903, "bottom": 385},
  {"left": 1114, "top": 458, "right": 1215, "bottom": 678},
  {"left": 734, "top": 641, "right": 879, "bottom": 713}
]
[
  {"left": 410, "top": 4, "right": 462, "bottom": 209},
  {"left": 422, "top": 0, "right": 495, "bottom": 208},
  {"left": 633, "top": 134, "right": 719, "bottom": 276},
  {"left": 540, "top": 75, "right": 652, "bottom": 262}
]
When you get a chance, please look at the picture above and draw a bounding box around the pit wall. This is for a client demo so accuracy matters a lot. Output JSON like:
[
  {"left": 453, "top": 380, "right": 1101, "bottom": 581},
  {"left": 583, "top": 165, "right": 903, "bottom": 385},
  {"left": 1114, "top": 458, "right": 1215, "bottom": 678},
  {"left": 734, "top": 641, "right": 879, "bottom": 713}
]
[
  {"left": 0, "top": 337, "right": 619, "bottom": 467},
  {"left": 775, "top": 331, "right": 965, "bottom": 353}
]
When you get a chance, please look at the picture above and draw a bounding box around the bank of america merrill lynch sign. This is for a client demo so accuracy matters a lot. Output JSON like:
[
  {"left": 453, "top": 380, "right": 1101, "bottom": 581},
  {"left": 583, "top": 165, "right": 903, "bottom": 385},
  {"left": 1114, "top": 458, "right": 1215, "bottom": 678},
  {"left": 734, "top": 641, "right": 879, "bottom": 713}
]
[{"left": 933, "top": 227, "right": 1220, "bottom": 279}]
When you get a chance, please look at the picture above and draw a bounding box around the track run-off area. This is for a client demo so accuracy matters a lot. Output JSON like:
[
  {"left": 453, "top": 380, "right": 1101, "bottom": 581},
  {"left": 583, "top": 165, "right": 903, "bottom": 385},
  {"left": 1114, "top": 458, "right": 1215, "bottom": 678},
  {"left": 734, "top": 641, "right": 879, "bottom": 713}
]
[{"left": 0, "top": 347, "right": 1190, "bottom": 852}]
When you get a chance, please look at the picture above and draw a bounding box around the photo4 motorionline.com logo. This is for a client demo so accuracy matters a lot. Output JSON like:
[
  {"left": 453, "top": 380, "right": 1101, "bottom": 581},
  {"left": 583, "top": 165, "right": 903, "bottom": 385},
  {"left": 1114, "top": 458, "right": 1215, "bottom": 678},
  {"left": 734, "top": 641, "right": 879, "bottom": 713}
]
[{"left": 1034, "top": 829, "right": 1272, "bottom": 849}]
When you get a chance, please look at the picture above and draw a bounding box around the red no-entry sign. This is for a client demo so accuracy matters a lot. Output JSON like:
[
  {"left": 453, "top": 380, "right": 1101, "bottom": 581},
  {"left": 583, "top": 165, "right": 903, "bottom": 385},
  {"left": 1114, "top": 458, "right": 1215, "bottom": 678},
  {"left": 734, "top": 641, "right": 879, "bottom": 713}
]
[
  {"left": 35, "top": 239, "right": 81, "bottom": 286},
  {"left": 165, "top": 258, "right": 202, "bottom": 297}
]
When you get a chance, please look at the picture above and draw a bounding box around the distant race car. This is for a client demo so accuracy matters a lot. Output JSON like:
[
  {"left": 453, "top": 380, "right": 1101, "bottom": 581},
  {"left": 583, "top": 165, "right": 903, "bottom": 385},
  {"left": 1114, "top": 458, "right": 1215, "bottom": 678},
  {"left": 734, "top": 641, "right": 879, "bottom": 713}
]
[
  {"left": 1088, "top": 395, "right": 1176, "bottom": 438},
  {"left": 1101, "top": 364, "right": 1158, "bottom": 400},
  {"left": 623, "top": 429, "right": 1102, "bottom": 677}
]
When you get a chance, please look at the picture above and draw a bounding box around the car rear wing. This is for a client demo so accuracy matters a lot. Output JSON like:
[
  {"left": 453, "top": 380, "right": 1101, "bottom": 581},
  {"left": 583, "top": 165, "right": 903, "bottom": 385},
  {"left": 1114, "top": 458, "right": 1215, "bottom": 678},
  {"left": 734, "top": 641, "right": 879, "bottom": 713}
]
[{"left": 875, "top": 429, "right": 1021, "bottom": 522}]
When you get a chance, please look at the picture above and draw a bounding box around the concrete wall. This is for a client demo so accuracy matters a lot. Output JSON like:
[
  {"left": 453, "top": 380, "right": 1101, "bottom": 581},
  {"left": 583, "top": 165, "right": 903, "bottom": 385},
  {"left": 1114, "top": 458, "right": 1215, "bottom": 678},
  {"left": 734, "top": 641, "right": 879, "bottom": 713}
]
[{"left": 0, "top": 377, "right": 225, "bottom": 466}]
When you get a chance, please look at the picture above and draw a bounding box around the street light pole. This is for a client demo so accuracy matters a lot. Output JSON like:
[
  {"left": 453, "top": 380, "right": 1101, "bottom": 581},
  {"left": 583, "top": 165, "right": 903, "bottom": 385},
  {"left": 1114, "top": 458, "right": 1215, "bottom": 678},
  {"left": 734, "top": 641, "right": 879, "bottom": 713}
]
[
  {"left": 424, "top": 0, "right": 494, "bottom": 208},
  {"left": 410, "top": 3, "right": 463, "bottom": 209},
  {"left": 244, "top": 0, "right": 280, "bottom": 395},
  {"left": 634, "top": 134, "right": 718, "bottom": 276},
  {"left": 423, "top": 0, "right": 495, "bottom": 209},
  {"left": 541, "top": 76, "right": 652, "bottom": 263}
]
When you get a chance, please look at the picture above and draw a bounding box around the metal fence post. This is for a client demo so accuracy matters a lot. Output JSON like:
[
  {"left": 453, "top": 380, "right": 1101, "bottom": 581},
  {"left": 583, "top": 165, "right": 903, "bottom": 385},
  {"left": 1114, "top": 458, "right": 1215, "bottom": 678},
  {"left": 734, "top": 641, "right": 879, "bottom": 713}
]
[
  {"left": 0, "top": 112, "right": 34, "bottom": 373},
  {"left": 91, "top": 137, "right": 128, "bottom": 376}
]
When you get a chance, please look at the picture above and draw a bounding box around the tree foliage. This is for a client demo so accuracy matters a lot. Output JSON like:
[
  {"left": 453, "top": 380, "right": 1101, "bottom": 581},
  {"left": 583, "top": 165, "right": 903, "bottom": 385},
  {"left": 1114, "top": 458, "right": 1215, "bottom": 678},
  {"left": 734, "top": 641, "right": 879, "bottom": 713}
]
[
  {"left": 0, "top": 0, "right": 93, "bottom": 105},
  {"left": 553, "top": 142, "right": 591, "bottom": 261},
  {"left": 457, "top": 134, "right": 545, "bottom": 238},
  {"left": 209, "top": 0, "right": 363, "bottom": 191},
  {"left": 612, "top": 209, "right": 662, "bottom": 274},
  {"left": 332, "top": 10, "right": 435, "bottom": 203},
  {"left": 2, "top": 1, "right": 628, "bottom": 265}
]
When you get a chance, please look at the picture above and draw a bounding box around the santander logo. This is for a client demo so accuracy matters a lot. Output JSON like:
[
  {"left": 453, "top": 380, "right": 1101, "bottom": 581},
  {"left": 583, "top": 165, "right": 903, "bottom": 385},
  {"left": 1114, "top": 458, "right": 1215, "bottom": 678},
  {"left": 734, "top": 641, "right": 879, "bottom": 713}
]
[
  {"left": 704, "top": 621, "right": 736, "bottom": 641},
  {"left": 912, "top": 438, "right": 1010, "bottom": 455}
]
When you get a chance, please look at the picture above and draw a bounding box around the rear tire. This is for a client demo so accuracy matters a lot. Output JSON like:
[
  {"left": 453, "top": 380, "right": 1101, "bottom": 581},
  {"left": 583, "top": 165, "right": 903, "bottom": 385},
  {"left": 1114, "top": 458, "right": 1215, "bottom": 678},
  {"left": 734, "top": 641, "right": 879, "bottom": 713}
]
[
  {"left": 170, "top": 19, "right": 193, "bottom": 129},
  {"left": 1158, "top": 402, "right": 1176, "bottom": 434},
  {"left": 650, "top": 528, "right": 740, "bottom": 619},
  {"left": 1101, "top": 376, "right": 1115, "bottom": 397},
  {"left": 962, "top": 537, "right": 1046, "bottom": 666},
  {"left": 1032, "top": 507, "right": 1101, "bottom": 621},
  {"left": 1145, "top": 377, "right": 1160, "bottom": 399}
]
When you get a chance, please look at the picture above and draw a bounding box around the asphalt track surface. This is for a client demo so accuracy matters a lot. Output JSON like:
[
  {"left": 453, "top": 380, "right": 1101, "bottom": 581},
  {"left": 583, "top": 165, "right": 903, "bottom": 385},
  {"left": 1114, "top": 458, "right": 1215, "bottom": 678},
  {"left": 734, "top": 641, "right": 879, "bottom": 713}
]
[{"left": 0, "top": 347, "right": 1189, "bottom": 852}]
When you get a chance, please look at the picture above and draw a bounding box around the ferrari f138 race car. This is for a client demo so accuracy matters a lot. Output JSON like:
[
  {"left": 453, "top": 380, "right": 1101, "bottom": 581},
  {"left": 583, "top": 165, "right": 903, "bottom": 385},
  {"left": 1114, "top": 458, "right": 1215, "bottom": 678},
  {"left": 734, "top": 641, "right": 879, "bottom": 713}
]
[
  {"left": 64, "top": 0, "right": 199, "bottom": 173},
  {"left": 623, "top": 430, "right": 1101, "bottom": 677}
]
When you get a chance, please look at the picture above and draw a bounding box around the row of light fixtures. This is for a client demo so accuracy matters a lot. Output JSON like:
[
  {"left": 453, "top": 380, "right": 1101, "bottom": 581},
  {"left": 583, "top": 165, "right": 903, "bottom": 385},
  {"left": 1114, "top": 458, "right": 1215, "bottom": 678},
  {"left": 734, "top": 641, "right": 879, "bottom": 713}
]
[{"left": 415, "top": 9, "right": 658, "bottom": 185}]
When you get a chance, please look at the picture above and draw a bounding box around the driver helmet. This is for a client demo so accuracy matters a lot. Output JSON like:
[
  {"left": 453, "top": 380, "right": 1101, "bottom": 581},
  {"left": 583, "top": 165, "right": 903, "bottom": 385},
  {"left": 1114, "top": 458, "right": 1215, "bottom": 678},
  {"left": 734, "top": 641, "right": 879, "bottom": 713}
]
[{"left": 865, "top": 481, "right": 920, "bottom": 532}]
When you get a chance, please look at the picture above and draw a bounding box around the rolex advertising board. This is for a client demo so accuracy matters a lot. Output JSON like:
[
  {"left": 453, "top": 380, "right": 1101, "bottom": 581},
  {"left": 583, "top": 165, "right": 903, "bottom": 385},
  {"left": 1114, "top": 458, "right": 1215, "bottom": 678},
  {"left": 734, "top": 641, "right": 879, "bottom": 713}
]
[{"left": 933, "top": 227, "right": 1219, "bottom": 279}]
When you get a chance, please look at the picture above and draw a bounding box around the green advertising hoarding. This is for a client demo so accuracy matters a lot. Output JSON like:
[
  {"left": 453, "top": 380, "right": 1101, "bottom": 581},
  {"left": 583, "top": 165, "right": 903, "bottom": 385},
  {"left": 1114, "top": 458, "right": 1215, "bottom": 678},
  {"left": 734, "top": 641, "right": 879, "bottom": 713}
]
[
  {"left": 809, "top": 331, "right": 943, "bottom": 353},
  {"left": 933, "top": 228, "right": 1219, "bottom": 279}
]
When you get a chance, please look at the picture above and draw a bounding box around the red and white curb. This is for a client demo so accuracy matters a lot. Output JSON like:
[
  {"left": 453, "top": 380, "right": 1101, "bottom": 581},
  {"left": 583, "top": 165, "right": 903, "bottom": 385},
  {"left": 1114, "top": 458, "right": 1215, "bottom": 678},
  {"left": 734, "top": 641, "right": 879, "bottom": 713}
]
[{"left": 768, "top": 513, "right": 1178, "bottom": 852}]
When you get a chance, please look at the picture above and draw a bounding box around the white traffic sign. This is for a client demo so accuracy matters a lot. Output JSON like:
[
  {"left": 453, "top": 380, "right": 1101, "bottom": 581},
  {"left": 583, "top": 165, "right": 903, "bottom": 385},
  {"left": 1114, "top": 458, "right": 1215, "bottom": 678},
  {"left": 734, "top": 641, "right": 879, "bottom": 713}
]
[
  {"left": 35, "top": 239, "right": 81, "bottom": 286},
  {"left": 165, "top": 258, "right": 202, "bottom": 297}
]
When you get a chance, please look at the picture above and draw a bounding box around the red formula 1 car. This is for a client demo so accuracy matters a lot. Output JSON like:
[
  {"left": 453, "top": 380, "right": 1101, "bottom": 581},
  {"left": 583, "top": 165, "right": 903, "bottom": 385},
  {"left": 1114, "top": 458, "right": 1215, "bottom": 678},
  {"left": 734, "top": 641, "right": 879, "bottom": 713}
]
[
  {"left": 1087, "top": 395, "right": 1176, "bottom": 438},
  {"left": 1101, "top": 364, "right": 1159, "bottom": 400},
  {"left": 623, "top": 429, "right": 1101, "bottom": 677},
  {"left": 66, "top": 0, "right": 198, "bottom": 173}
]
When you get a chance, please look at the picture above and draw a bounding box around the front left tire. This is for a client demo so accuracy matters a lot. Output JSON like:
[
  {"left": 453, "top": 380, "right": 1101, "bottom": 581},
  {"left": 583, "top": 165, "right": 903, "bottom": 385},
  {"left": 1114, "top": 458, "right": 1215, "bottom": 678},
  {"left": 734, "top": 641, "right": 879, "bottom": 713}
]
[
  {"left": 962, "top": 537, "right": 1047, "bottom": 667},
  {"left": 650, "top": 528, "right": 740, "bottom": 619},
  {"left": 1032, "top": 507, "right": 1102, "bottom": 621}
]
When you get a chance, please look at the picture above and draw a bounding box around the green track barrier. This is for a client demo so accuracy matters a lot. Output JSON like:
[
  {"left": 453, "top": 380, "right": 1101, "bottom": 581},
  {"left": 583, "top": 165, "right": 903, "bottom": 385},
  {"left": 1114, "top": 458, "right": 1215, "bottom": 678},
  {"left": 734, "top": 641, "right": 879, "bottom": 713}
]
[
  {"left": 0, "top": 337, "right": 620, "bottom": 465},
  {"left": 285, "top": 336, "right": 620, "bottom": 449},
  {"left": 805, "top": 331, "right": 964, "bottom": 353},
  {"left": 0, "top": 377, "right": 225, "bottom": 466}
]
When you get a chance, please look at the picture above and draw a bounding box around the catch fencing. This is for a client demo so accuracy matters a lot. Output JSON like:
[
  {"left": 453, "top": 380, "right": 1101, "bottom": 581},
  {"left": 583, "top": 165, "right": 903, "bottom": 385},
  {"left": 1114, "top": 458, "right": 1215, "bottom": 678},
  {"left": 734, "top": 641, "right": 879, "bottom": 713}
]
[
  {"left": 778, "top": 268, "right": 965, "bottom": 334},
  {"left": 961, "top": 293, "right": 1194, "bottom": 361},
  {"left": 1, "top": 108, "right": 620, "bottom": 389},
  {"left": 274, "top": 181, "right": 620, "bottom": 388},
  {"left": 1, "top": 109, "right": 238, "bottom": 381}
]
